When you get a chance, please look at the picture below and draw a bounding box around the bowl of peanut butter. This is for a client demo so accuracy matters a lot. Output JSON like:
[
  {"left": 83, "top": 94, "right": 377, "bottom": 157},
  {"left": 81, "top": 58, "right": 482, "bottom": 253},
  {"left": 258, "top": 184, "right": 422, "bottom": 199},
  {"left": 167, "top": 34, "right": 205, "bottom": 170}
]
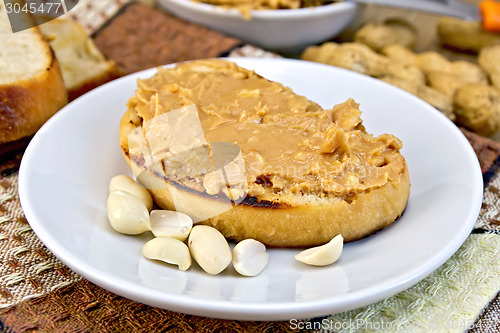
[{"left": 158, "top": 0, "right": 359, "bottom": 52}]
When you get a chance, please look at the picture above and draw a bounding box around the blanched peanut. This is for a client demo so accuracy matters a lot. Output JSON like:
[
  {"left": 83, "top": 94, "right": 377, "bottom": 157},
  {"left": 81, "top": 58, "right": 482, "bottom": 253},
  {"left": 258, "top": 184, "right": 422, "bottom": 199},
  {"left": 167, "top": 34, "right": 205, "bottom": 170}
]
[
  {"left": 232, "top": 239, "right": 269, "bottom": 277},
  {"left": 109, "top": 175, "right": 153, "bottom": 211},
  {"left": 295, "top": 234, "right": 343, "bottom": 266},
  {"left": 188, "top": 225, "right": 231, "bottom": 275},
  {"left": 142, "top": 237, "right": 191, "bottom": 271},
  {"left": 150, "top": 210, "right": 193, "bottom": 241},
  {"left": 107, "top": 190, "right": 151, "bottom": 235}
]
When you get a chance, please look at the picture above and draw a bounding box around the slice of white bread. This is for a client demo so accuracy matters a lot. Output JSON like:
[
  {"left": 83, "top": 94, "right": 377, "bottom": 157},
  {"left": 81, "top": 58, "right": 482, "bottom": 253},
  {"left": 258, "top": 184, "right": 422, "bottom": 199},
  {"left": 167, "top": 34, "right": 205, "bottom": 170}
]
[
  {"left": 120, "top": 59, "right": 410, "bottom": 247},
  {"left": 0, "top": 5, "right": 67, "bottom": 144},
  {"left": 38, "top": 18, "right": 122, "bottom": 101}
]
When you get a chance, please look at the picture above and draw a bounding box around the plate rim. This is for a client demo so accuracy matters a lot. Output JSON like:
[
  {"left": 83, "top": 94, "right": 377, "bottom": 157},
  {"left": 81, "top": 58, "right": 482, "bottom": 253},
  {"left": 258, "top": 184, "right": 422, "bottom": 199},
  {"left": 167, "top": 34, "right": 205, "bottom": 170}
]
[{"left": 18, "top": 57, "right": 483, "bottom": 321}]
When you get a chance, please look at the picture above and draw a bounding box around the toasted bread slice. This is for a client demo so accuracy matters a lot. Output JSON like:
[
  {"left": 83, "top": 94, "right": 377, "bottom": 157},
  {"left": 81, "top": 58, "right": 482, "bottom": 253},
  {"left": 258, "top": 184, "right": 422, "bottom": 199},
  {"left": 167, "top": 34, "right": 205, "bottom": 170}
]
[
  {"left": 0, "top": 5, "right": 67, "bottom": 144},
  {"left": 39, "top": 18, "right": 122, "bottom": 101},
  {"left": 120, "top": 59, "right": 410, "bottom": 247}
]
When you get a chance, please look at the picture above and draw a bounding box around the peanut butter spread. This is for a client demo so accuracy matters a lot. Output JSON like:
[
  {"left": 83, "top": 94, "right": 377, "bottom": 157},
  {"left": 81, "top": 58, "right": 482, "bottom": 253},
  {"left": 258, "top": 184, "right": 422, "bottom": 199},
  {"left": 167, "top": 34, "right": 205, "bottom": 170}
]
[{"left": 126, "top": 60, "right": 406, "bottom": 202}]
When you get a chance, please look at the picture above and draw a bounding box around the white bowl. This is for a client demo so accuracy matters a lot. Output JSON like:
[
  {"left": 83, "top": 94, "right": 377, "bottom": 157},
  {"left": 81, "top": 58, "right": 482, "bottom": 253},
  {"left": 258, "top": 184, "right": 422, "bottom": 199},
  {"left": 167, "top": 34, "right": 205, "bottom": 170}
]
[{"left": 158, "top": 0, "right": 359, "bottom": 52}]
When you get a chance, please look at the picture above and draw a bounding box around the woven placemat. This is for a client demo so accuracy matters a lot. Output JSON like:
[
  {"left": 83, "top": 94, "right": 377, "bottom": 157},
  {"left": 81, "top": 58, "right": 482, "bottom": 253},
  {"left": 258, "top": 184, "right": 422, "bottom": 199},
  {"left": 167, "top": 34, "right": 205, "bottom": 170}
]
[
  {"left": 469, "top": 293, "right": 500, "bottom": 333},
  {"left": 0, "top": 173, "right": 81, "bottom": 309},
  {"left": 323, "top": 233, "right": 500, "bottom": 332},
  {"left": 0, "top": 278, "right": 296, "bottom": 332}
]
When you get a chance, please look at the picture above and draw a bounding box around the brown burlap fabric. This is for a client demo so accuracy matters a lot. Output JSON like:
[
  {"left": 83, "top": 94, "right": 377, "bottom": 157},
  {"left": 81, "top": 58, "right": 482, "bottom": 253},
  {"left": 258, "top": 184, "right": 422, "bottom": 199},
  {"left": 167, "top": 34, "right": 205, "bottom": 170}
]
[
  {"left": 0, "top": 2, "right": 499, "bottom": 332},
  {"left": 460, "top": 128, "right": 500, "bottom": 174},
  {"left": 0, "top": 280, "right": 296, "bottom": 332}
]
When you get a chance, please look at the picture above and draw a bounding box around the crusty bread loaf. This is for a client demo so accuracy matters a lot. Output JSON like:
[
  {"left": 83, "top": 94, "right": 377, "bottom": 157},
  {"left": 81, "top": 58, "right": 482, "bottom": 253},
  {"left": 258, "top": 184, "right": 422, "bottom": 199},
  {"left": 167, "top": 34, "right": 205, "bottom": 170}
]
[
  {"left": 120, "top": 59, "right": 410, "bottom": 247},
  {"left": 0, "top": 5, "right": 67, "bottom": 144},
  {"left": 39, "top": 18, "right": 122, "bottom": 101}
]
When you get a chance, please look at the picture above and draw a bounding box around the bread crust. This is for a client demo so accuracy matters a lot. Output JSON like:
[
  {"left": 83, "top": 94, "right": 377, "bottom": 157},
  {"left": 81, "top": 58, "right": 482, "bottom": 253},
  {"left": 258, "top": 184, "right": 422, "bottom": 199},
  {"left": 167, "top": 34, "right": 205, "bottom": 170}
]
[
  {"left": 136, "top": 161, "right": 410, "bottom": 247},
  {"left": 0, "top": 41, "right": 67, "bottom": 143}
]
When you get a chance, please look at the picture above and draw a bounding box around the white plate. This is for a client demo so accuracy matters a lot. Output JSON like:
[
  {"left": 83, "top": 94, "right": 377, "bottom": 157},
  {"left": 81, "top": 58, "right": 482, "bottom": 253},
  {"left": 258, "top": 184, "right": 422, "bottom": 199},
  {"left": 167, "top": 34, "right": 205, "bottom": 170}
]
[{"left": 19, "top": 58, "right": 483, "bottom": 321}]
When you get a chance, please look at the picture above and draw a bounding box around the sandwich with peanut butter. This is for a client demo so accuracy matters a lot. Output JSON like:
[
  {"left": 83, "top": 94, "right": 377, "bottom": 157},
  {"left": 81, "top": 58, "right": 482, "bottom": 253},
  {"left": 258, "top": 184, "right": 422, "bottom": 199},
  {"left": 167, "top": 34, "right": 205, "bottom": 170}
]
[{"left": 119, "top": 59, "right": 410, "bottom": 247}]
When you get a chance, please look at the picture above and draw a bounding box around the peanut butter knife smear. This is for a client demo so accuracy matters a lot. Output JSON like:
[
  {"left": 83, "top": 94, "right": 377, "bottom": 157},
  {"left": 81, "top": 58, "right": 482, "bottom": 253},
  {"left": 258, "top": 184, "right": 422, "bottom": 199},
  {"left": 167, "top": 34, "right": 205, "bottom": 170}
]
[{"left": 119, "top": 59, "right": 410, "bottom": 247}]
